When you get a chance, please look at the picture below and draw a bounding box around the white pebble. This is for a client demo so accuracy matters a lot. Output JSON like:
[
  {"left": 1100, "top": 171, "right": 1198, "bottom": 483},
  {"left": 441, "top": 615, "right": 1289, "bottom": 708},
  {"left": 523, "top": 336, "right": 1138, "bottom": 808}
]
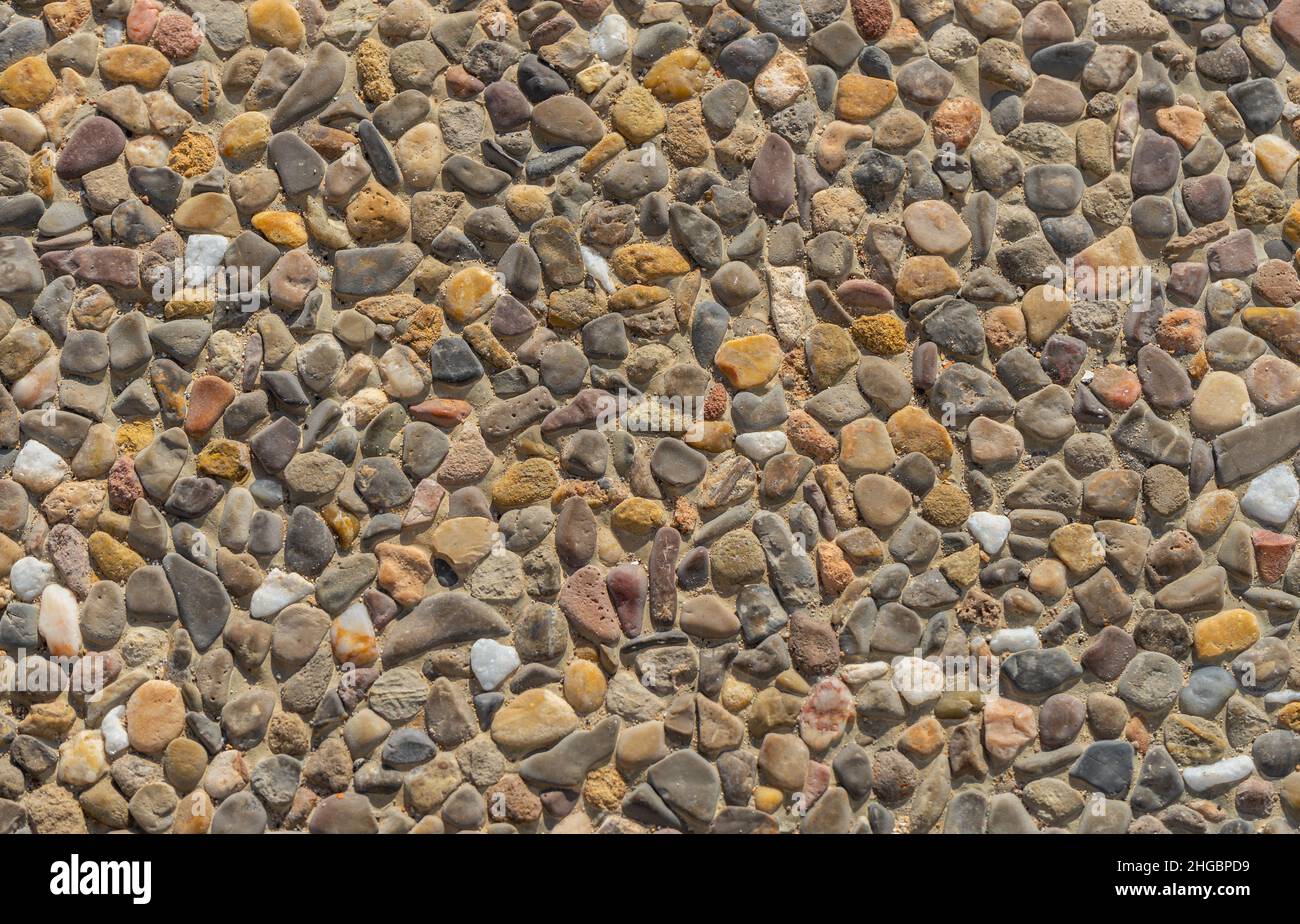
[
  {"left": 1240, "top": 465, "right": 1299, "bottom": 527},
  {"left": 11, "top": 557, "right": 56, "bottom": 603},
  {"left": 125, "top": 135, "right": 170, "bottom": 169},
  {"left": 12, "top": 440, "right": 70, "bottom": 495},
  {"left": 890, "top": 656, "right": 944, "bottom": 705},
  {"left": 58, "top": 729, "right": 108, "bottom": 787},
  {"left": 250, "top": 569, "right": 314, "bottom": 620},
  {"left": 589, "top": 14, "right": 629, "bottom": 61},
  {"left": 1182, "top": 755, "right": 1254, "bottom": 793},
  {"left": 966, "top": 511, "right": 1011, "bottom": 555},
  {"left": 330, "top": 602, "right": 378, "bottom": 666},
  {"left": 989, "top": 627, "right": 1040, "bottom": 654},
  {"left": 581, "top": 246, "right": 614, "bottom": 293},
  {"left": 184, "top": 233, "right": 231, "bottom": 288},
  {"left": 767, "top": 266, "right": 809, "bottom": 349},
  {"left": 736, "top": 431, "right": 788, "bottom": 463},
  {"left": 38, "top": 584, "right": 82, "bottom": 657},
  {"left": 470, "top": 638, "right": 520, "bottom": 692},
  {"left": 102, "top": 705, "right": 129, "bottom": 756}
]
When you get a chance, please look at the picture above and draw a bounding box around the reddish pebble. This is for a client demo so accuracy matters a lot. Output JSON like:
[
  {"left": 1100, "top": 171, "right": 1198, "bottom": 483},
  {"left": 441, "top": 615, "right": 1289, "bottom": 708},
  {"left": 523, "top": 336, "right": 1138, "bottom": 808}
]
[
  {"left": 1252, "top": 529, "right": 1296, "bottom": 584},
  {"left": 152, "top": 12, "right": 203, "bottom": 59},
  {"left": 1155, "top": 307, "right": 1207, "bottom": 354},
  {"left": 184, "top": 375, "right": 237, "bottom": 438},
  {"left": 1273, "top": 0, "right": 1300, "bottom": 49},
  {"left": 816, "top": 543, "right": 854, "bottom": 596},
  {"left": 557, "top": 565, "right": 620, "bottom": 645},
  {"left": 605, "top": 561, "right": 647, "bottom": 638},
  {"left": 1089, "top": 364, "right": 1142, "bottom": 411},
  {"left": 931, "top": 97, "right": 982, "bottom": 150},
  {"left": 444, "top": 65, "right": 485, "bottom": 99},
  {"left": 785, "top": 409, "right": 837, "bottom": 464},
  {"left": 850, "top": 0, "right": 892, "bottom": 39},
  {"left": 126, "top": 0, "right": 162, "bottom": 42},
  {"left": 802, "top": 760, "right": 833, "bottom": 806},
  {"left": 1253, "top": 259, "right": 1300, "bottom": 308},
  {"left": 107, "top": 455, "right": 145, "bottom": 512},
  {"left": 409, "top": 397, "right": 473, "bottom": 426},
  {"left": 703, "top": 381, "right": 727, "bottom": 421},
  {"left": 402, "top": 476, "right": 445, "bottom": 528},
  {"left": 837, "top": 278, "right": 894, "bottom": 313},
  {"left": 798, "top": 677, "right": 855, "bottom": 750}
]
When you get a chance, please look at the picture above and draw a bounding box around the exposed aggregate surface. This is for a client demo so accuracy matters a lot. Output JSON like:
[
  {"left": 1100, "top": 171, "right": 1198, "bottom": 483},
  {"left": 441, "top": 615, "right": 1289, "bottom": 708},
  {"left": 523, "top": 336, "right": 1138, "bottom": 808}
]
[{"left": 1, "top": 0, "right": 1300, "bottom": 834}]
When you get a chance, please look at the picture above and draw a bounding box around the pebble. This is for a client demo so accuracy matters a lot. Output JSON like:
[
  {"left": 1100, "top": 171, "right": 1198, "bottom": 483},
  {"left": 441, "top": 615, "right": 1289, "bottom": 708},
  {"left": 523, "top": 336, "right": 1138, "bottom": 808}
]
[
  {"left": 0, "top": 0, "right": 1289, "bottom": 839},
  {"left": 965, "top": 512, "right": 1011, "bottom": 555},
  {"left": 469, "top": 639, "right": 520, "bottom": 692},
  {"left": 1241, "top": 465, "right": 1300, "bottom": 526},
  {"left": 1183, "top": 755, "right": 1255, "bottom": 793},
  {"left": 1181, "top": 666, "right": 1238, "bottom": 719}
]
